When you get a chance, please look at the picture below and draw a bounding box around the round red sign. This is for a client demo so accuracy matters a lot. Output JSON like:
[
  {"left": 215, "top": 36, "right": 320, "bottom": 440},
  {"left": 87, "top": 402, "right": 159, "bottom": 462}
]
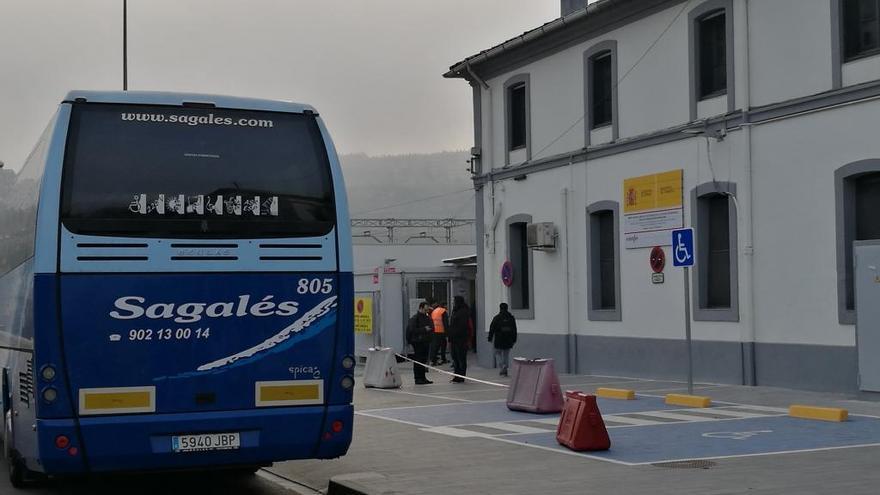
[
  {"left": 650, "top": 246, "right": 666, "bottom": 274},
  {"left": 501, "top": 261, "right": 514, "bottom": 287},
  {"left": 356, "top": 300, "right": 364, "bottom": 313}
]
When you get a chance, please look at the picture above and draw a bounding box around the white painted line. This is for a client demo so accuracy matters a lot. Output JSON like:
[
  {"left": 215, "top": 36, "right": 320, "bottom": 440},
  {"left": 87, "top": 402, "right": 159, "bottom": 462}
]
[
  {"left": 257, "top": 469, "right": 323, "bottom": 495},
  {"left": 423, "top": 387, "right": 511, "bottom": 395},
  {"left": 477, "top": 422, "right": 551, "bottom": 435},
  {"left": 365, "top": 387, "right": 474, "bottom": 403},
  {"left": 703, "top": 408, "right": 775, "bottom": 419},
  {"left": 422, "top": 426, "right": 487, "bottom": 438},
  {"left": 527, "top": 417, "right": 563, "bottom": 426},
  {"left": 625, "top": 442, "right": 880, "bottom": 466},
  {"left": 484, "top": 435, "right": 640, "bottom": 466},
  {"left": 635, "top": 411, "right": 716, "bottom": 422},
  {"left": 358, "top": 399, "right": 505, "bottom": 414},
  {"left": 718, "top": 405, "right": 789, "bottom": 413},
  {"left": 603, "top": 415, "right": 665, "bottom": 426},
  {"left": 355, "top": 411, "right": 432, "bottom": 428},
  {"left": 634, "top": 385, "right": 719, "bottom": 394}
]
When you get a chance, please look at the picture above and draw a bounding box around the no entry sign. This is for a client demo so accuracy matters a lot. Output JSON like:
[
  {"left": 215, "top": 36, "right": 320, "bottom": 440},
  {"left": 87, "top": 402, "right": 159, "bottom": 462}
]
[
  {"left": 650, "top": 246, "right": 666, "bottom": 273},
  {"left": 501, "top": 260, "right": 514, "bottom": 287}
]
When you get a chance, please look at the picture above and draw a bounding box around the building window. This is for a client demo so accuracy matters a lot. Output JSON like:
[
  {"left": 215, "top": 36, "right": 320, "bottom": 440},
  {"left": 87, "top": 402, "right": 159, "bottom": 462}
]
[
  {"left": 697, "top": 11, "right": 727, "bottom": 99},
  {"left": 836, "top": 160, "right": 880, "bottom": 324},
  {"left": 584, "top": 40, "right": 619, "bottom": 146},
  {"left": 507, "top": 214, "right": 534, "bottom": 319},
  {"left": 692, "top": 182, "right": 739, "bottom": 322},
  {"left": 688, "top": 0, "right": 734, "bottom": 121},
  {"left": 587, "top": 202, "right": 621, "bottom": 321},
  {"left": 704, "top": 195, "right": 731, "bottom": 307},
  {"left": 591, "top": 52, "right": 613, "bottom": 128},
  {"left": 844, "top": 0, "right": 880, "bottom": 60},
  {"left": 504, "top": 74, "right": 531, "bottom": 165},
  {"left": 509, "top": 84, "right": 526, "bottom": 149},
  {"left": 416, "top": 280, "right": 450, "bottom": 306}
]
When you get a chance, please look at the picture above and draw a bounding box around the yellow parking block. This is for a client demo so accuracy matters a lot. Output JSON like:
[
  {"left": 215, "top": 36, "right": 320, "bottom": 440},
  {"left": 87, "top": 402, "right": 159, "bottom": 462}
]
[
  {"left": 665, "top": 394, "right": 711, "bottom": 408},
  {"left": 596, "top": 388, "right": 636, "bottom": 400},
  {"left": 789, "top": 405, "right": 848, "bottom": 422}
]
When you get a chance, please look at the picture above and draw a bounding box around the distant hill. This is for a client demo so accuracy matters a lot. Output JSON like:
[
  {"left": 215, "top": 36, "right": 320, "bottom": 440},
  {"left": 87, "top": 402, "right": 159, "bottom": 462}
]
[{"left": 339, "top": 151, "right": 475, "bottom": 220}]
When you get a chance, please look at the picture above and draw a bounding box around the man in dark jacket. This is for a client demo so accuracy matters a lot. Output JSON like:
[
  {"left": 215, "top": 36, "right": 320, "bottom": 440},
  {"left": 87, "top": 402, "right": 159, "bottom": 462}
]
[
  {"left": 406, "top": 302, "right": 434, "bottom": 384},
  {"left": 448, "top": 296, "right": 471, "bottom": 383},
  {"left": 488, "top": 303, "right": 517, "bottom": 376}
]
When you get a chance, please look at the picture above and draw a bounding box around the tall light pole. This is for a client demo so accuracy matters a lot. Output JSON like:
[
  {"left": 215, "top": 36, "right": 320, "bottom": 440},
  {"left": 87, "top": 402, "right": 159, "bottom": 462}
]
[{"left": 123, "top": 0, "right": 128, "bottom": 90}]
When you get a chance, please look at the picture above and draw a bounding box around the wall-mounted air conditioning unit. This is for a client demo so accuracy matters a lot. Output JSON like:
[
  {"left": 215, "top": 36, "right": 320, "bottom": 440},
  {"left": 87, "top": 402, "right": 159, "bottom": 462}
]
[{"left": 527, "top": 222, "right": 557, "bottom": 251}]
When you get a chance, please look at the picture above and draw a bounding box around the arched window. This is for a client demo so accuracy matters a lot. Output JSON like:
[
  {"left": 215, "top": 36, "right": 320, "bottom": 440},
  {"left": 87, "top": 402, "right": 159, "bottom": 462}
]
[
  {"left": 506, "top": 214, "right": 534, "bottom": 319},
  {"left": 835, "top": 160, "right": 880, "bottom": 324},
  {"left": 692, "top": 181, "right": 739, "bottom": 321}
]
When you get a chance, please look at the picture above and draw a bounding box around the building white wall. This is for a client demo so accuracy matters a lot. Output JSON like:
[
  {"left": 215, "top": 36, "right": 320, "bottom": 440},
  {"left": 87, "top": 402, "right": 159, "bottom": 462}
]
[
  {"left": 353, "top": 244, "right": 475, "bottom": 272},
  {"left": 465, "top": 0, "right": 880, "bottom": 389},
  {"left": 747, "top": 0, "right": 833, "bottom": 107},
  {"left": 749, "top": 99, "right": 880, "bottom": 346},
  {"left": 479, "top": 0, "right": 880, "bottom": 172}
]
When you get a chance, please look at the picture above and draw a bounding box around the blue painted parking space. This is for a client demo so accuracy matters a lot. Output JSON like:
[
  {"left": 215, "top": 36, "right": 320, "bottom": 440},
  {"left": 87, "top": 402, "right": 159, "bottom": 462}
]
[
  {"left": 359, "top": 396, "right": 676, "bottom": 427},
  {"left": 359, "top": 396, "right": 880, "bottom": 465},
  {"left": 509, "top": 415, "right": 880, "bottom": 465}
]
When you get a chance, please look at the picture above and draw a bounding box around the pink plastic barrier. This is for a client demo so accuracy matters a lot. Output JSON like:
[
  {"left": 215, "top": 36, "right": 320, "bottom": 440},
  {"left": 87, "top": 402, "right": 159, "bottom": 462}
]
[{"left": 506, "top": 358, "right": 563, "bottom": 413}]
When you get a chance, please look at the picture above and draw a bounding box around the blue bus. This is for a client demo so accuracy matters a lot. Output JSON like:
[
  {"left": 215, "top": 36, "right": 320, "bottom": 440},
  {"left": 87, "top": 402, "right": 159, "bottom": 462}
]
[{"left": 0, "top": 91, "right": 354, "bottom": 485}]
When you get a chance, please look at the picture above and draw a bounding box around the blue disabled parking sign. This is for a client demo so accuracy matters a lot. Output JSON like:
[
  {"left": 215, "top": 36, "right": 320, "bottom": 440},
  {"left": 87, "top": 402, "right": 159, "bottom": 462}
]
[{"left": 672, "top": 228, "right": 695, "bottom": 267}]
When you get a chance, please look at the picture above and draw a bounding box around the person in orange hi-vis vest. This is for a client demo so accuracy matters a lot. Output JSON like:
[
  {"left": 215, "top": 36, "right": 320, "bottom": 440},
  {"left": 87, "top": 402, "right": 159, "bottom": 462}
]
[{"left": 429, "top": 302, "right": 449, "bottom": 365}]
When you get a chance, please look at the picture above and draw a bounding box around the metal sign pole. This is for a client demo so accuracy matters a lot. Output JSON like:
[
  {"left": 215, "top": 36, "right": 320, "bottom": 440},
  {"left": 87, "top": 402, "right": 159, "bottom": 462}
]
[
  {"left": 683, "top": 265, "right": 693, "bottom": 395},
  {"left": 123, "top": 0, "right": 128, "bottom": 91}
]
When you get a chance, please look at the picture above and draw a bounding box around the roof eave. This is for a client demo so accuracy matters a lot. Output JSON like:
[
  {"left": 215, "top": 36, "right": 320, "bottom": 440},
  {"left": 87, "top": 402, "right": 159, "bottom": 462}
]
[{"left": 443, "top": 0, "right": 613, "bottom": 81}]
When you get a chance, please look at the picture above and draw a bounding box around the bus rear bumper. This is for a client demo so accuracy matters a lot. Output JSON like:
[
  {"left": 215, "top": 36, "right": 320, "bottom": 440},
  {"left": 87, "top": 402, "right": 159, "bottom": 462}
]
[{"left": 36, "top": 404, "right": 352, "bottom": 474}]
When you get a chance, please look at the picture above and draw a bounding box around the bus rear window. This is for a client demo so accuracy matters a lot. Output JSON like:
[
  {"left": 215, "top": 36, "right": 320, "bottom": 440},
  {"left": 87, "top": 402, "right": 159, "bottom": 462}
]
[{"left": 60, "top": 103, "right": 335, "bottom": 238}]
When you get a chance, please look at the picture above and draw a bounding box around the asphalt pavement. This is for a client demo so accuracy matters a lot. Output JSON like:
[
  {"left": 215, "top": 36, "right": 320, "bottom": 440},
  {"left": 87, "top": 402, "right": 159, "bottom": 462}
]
[{"left": 6, "top": 355, "right": 880, "bottom": 494}]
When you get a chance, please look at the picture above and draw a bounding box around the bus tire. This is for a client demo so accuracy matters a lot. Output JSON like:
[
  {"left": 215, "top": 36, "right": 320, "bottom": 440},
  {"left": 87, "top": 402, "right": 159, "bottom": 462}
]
[
  {"left": 234, "top": 465, "right": 261, "bottom": 475},
  {"left": 4, "top": 412, "right": 22, "bottom": 488},
  {"left": 4, "top": 410, "right": 35, "bottom": 488},
  {"left": 3, "top": 411, "right": 11, "bottom": 463},
  {"left": 8, "top": 455, "right": 25, "bottom": 489}
]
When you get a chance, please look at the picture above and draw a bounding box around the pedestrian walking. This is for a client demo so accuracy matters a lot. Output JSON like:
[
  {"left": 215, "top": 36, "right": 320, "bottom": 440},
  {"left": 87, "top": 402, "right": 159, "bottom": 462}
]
[
  {"left": 448, "top": 296, "right": 471, "bottom": 383},
  {"left": 429, "top": 302, "right": 449, "bottom": 365},
  {"left": 406, "top": 301, "right": 434, "bottom": 385},
  {"left": 488, "top": 303, "right": 517, "bottom": 376}
]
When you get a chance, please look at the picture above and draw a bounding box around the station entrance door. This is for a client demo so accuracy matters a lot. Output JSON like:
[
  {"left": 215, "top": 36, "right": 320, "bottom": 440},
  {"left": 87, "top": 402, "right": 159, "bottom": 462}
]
[{"left": 855, "top": 241, "right": 880, "bottom": 391}]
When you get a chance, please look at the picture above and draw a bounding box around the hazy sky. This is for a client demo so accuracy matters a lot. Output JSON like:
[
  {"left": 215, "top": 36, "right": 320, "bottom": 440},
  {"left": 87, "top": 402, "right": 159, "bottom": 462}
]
[{"left": 0, "top": 0, "right": 563, "bottom": 172}]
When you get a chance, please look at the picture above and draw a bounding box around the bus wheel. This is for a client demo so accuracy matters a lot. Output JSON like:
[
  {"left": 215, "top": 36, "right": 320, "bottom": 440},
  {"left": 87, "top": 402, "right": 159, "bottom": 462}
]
[
  {"left": 234, "top": 466, "right": 261, "bottom": 475},
  {"left": 2, "top": 411, "right": 11, "bottom": 463},
  {"left": 8, "top": 455, "right": 25, "bottom": 488},
  {"left": 4, "top": 411, "right": 31, "bottom": 488}
]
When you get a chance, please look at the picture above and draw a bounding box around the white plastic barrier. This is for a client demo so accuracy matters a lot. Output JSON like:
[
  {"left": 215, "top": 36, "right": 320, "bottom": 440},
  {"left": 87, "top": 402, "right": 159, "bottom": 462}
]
[{"left": 362, "top": 347, "right": 402, "bottom": 389}]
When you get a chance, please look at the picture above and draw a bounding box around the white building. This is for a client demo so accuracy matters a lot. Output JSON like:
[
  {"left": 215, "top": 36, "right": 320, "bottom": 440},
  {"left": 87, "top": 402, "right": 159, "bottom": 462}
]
[{"left": 445, "top": 0, "right": 880, "bottom": 393}]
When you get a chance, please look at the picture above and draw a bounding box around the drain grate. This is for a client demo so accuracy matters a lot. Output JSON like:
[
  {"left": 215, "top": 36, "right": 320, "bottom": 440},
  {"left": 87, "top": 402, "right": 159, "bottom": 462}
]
[{"left": 652, "top": 460, "right": 717, "bottom": 469}]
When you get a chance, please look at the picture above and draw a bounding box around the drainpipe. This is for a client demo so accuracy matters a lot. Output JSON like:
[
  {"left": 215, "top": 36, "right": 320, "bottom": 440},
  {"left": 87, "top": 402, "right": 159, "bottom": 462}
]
[
  {"left": 740, "top": 0, "right": 757, "bottom": 386},
  {"left": 562, "top": 187, "right": 573, "bottom": 373}
]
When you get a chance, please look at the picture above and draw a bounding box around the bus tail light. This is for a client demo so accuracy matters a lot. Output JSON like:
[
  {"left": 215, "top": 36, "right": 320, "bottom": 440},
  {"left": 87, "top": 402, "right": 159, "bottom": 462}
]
[
  {"left": 331, "top": 420, "right": 344, "bottom": 433},
  {"left": 68, "top": 447, "right": 79, "bottom": 457},
  {"left": 55, "top": 435, "right": 70, "bottom": 449}
]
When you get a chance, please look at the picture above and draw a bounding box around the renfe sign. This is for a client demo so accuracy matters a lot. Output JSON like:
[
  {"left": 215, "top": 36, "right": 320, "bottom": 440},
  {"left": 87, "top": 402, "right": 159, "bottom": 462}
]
[{"left": 623, "top": 169, "right": 683, "bottom": 249}]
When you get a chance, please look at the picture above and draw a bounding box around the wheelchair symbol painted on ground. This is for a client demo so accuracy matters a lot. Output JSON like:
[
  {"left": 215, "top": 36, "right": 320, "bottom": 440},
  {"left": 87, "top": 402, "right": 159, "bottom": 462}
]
[
  {"left": 702, "top": 430, "right": 773, "bottom": 441},
  {"left": 672, "top": 228, "right": 695, "bottom": 267}
]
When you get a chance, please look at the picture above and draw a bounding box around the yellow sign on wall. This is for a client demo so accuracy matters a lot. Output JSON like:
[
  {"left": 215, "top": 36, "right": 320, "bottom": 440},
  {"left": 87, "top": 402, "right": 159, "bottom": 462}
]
[
  {"left": 354, "top": 296, "right": 373, "bottom": 334},
  {"left": 623, "top": 169, "right": 683, "bottom": 214}
]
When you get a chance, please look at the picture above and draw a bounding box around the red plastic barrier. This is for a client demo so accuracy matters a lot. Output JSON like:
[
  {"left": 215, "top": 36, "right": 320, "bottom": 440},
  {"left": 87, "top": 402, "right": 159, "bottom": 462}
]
[
  {"left": 556, "top": 391, "right": 611, "bottom": 452},
  {"left": 506, "top": 358, "right": 563, "bottom": 413}
]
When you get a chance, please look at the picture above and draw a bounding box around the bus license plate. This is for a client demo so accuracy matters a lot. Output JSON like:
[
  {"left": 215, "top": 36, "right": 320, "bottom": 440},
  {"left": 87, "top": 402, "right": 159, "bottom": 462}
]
[{"left": 172, "top": 433, "right": 240, "bottom": 453}]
